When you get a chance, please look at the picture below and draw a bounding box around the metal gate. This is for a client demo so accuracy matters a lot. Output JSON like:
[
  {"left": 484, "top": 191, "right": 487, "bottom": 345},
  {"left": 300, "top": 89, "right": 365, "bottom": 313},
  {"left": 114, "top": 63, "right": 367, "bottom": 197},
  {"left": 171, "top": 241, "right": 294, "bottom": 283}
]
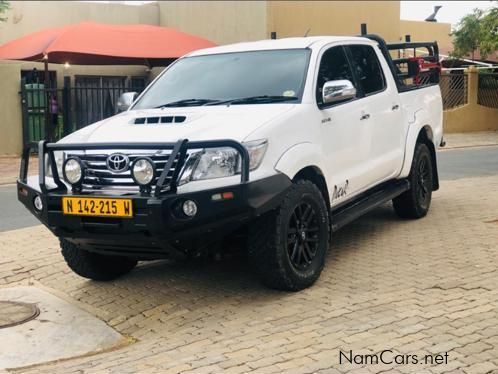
[
  {"left": 74, "top": 76, "right": 128, "bottom": 129},
  {"left": 20, "top": 76, "right": 146, "bottom": 147},
  {"left": 20, "top": 77, "right": 70, "bottom": 145}
]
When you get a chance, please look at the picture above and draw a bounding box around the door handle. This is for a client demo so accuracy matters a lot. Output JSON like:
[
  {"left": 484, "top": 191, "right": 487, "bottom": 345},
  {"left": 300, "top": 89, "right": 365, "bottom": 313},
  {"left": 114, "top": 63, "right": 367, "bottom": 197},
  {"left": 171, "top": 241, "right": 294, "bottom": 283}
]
[
  {"left": 392, "top": 104, "right": 400, "bottom": 111},
  {"left": 360, "top": 113, "right": 370, "bottom": 120}
]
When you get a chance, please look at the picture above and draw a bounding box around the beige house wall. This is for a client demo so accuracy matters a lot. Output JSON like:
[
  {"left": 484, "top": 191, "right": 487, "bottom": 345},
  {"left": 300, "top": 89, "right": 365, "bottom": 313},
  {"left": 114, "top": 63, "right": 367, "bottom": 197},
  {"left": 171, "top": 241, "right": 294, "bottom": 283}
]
[
  {"left": 444, "top": 105, "right": 498, "bottom": 133},
  {"left": 0, "top": 62, "right": 23, "bottom": 156},
  {"left": 0, "top": 1, "right": 159, "bottom": 45},
  {"left": 400, "top": 20, "right": 452, "bottom": 52},
  {"left": 267, "top": 1, "right": 401, "bottom": 42},
  {"left": 158, "top": 1, "right": 268, "bottom": 45}
]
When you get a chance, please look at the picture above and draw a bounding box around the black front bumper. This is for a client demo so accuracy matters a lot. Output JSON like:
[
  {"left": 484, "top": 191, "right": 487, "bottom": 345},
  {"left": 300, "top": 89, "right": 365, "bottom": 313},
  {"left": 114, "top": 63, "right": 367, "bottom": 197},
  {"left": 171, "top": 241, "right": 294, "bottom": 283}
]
[
  {"left": 18, "top": 139, "right": 291, "bottom": 258},
  {"left": 18, "top": 174, "right": 291, "bottom": 258}
]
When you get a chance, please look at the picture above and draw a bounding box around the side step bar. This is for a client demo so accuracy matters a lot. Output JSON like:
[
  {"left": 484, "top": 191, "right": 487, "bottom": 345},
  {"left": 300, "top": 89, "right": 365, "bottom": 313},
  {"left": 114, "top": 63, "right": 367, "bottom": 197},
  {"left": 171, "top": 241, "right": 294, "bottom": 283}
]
[{"left": 330, "top": 180, "right": 410, "bottom": 232}]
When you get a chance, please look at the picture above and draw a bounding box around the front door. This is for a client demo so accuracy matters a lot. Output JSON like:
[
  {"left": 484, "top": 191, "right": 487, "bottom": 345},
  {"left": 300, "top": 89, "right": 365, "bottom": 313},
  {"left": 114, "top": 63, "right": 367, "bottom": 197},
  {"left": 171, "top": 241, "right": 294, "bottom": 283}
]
[{"left": 315, "top": 45, "right": 372, "bottom": 206}]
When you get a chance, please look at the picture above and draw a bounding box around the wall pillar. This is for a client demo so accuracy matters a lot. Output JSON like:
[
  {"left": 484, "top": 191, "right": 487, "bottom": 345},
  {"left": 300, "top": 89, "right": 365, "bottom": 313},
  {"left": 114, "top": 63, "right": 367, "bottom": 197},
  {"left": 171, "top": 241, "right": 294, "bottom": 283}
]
[
  {"left": 466, "top": 66, "right": 478, "bottom": 106},
  {"left": 0, "top": 62, "right": 23, "bottom": 156}
]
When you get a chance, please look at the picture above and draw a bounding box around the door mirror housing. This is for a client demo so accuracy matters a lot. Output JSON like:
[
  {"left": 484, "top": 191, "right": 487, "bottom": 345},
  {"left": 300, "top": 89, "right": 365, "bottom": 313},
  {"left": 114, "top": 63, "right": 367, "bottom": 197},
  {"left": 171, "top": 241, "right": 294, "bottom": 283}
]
[
  {"left": 322, "top": 80, "right": 356, "bottom": 104},
  {"left": 116, "top": 92, "right": 138, "bottom": 113}
]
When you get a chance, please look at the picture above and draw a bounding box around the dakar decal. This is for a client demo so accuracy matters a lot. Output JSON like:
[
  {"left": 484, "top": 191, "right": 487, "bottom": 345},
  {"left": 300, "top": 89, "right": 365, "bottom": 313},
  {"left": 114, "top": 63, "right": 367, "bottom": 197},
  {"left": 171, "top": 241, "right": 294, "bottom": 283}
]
[{"left": 332, "top": 180, "right": 349, "bottom": 200}]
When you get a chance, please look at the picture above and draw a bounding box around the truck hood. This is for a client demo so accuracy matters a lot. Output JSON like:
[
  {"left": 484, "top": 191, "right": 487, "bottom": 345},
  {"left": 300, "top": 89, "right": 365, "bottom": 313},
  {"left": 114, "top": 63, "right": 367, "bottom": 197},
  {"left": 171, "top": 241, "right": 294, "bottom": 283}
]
[{"left": 60, "top": 105, "right": 295, "bottom": 144}]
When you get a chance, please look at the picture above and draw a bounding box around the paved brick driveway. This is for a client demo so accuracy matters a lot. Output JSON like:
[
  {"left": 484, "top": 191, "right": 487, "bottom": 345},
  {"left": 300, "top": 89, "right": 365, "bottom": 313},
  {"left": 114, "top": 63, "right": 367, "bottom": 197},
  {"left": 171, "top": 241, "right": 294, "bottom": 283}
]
[{"left": 1, "top": 175, "right": 497, "bottom": 374}]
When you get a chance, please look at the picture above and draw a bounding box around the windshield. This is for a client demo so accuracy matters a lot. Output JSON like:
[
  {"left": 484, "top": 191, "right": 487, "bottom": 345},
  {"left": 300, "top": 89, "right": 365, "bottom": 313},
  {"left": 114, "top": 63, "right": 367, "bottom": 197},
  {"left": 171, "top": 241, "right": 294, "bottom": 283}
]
[{"left": 133, "top": 49, "right": 311, "bottom": 109}]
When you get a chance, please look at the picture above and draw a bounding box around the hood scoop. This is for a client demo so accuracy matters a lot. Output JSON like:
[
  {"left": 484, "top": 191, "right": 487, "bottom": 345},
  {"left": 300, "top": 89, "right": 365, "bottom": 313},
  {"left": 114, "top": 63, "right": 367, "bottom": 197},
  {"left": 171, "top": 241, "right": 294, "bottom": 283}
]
[{"left": 133, "top": 115, "right": 187, "bottom": 125}]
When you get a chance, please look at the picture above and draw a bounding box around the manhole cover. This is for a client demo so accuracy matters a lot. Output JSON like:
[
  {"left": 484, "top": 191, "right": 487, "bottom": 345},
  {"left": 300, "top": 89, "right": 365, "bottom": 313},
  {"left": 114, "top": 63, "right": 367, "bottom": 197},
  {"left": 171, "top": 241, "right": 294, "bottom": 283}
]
[{"left": 0, "top": 301, "right": 40, "bottom": 329}]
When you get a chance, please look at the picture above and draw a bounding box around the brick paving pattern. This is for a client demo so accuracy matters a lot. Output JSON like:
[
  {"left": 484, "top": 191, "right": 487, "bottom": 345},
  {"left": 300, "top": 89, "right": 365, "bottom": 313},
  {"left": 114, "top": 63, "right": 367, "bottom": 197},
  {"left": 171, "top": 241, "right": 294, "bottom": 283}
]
[{"left": 0, "top": 175, "right": 497, "bottom": 373}]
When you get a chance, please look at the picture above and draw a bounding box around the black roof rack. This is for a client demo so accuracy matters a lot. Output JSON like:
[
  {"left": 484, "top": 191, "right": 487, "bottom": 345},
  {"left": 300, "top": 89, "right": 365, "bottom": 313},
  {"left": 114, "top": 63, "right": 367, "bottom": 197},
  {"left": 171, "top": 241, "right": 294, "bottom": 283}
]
[{"left": 360, "top": 33, "right": 440, "bottom": 91}]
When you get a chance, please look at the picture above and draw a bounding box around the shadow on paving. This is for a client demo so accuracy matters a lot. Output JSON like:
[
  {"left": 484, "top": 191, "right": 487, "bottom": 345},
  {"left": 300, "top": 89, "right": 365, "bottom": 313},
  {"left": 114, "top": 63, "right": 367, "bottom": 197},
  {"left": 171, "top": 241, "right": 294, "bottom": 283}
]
[{"left": 67, "top": 204, "right": 399, "bottom": 315}]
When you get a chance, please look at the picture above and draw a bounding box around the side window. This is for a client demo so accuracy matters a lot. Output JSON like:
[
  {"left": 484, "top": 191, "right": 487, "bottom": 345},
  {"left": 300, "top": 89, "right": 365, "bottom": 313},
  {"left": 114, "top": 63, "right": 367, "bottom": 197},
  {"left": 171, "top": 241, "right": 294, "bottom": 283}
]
[
  {"left": 316, "top": 46, "right": 355, "bottom": 106},
  {"left": 347, "top": 45, "right": 386, "bottom": 95}
]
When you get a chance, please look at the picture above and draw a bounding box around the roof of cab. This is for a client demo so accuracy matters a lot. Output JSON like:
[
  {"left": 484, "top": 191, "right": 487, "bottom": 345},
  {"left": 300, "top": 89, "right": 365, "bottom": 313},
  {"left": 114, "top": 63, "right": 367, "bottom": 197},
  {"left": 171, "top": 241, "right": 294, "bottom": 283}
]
[{"left": 187, "top": 36, "right": 376, "bottom": 57}]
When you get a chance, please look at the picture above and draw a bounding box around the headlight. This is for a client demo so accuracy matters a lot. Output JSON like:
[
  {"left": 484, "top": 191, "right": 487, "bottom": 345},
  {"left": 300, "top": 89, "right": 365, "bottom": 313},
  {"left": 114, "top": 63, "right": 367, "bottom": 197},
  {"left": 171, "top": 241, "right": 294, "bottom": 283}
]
[
  {"left": 178, "top": 139, "right": 268, "bottom": 184},
  {"left": 62, "top": 158, "right": 83, "bottom": 185},
  {"left": 131, "top": 157, "right": 156, "bottom": 186},
  {"left": 192, "top": 147, "right": 239, "bottom": 181}
]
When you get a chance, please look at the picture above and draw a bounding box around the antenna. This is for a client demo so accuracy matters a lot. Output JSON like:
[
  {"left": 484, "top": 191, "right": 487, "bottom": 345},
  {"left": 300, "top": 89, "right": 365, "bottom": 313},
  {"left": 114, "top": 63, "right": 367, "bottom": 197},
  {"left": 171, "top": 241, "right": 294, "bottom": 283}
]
[{"left": 304, "top": 28, "right": 311, "bottom": 37}]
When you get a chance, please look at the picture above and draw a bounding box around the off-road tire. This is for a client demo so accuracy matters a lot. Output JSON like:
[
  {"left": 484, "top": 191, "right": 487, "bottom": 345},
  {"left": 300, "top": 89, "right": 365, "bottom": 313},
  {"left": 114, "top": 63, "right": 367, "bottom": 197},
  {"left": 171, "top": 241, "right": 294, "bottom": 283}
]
[
  {"left": 247, "top": 180, "right": 330, "bottom": 291},
  {"left": 60, "top": 239, "right": 137, "bottom": 281},
  {"left": 393, "top": 142, "right": 433, "bottom": 219}
]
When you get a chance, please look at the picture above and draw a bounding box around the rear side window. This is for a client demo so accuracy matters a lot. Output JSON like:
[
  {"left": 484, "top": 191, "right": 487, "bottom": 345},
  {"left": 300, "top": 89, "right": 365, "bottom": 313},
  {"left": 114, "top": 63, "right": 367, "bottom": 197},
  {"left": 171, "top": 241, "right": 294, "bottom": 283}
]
[
  {"left": 348, "top": 45, "right": 386, "bottom": 95},
  {"left": 316, "top": 46, "right": 356, "bottom": 106}
]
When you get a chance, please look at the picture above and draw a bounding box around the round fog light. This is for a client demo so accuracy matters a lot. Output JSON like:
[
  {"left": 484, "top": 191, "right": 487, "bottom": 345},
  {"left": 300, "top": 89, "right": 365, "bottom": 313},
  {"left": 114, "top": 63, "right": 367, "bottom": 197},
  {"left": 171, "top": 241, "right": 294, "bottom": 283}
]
[
  {"left": 33, "top": 195, "right": 43, "bottom": 212},
  {"left": 63, "top": 158, "right": 83, "bottom": 185},
  {"left": 182, "top": 200, "right": 198, "bottom": 217},
  {"left": 131, "top": 158, "right": 155, "bottom": 186}
]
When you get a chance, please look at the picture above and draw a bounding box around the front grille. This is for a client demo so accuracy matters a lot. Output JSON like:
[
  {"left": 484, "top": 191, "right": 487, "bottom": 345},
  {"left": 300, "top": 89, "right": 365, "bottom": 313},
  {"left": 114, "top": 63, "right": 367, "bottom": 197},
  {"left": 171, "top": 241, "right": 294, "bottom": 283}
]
[{"left": 67, "top": 151, "right": 180, "bottom": 191}]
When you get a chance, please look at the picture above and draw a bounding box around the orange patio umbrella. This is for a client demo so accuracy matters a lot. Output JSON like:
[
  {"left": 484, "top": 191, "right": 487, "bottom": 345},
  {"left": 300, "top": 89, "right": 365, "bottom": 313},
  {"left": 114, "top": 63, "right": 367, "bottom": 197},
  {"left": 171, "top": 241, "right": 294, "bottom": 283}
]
[
  {"left": 0, "top": 22, "right": 216, "bottom": 141},
  {"left": 0, "top": 21, "right": 216, "bottom": 67}
]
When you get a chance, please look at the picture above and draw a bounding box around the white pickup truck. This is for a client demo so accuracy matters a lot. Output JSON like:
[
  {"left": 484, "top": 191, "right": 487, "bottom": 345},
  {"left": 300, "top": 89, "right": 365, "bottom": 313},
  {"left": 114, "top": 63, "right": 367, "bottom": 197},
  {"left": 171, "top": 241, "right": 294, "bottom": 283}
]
[{"left": 18, "top": 34, "right": 443, "bottom": 291}]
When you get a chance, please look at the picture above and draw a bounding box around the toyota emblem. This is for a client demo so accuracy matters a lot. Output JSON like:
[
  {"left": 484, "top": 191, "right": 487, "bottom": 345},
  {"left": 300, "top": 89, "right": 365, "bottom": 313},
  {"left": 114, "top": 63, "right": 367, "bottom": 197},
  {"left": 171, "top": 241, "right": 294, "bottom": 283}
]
[{"left": 106, "top": 153, "right": 130, "bottom": 173}]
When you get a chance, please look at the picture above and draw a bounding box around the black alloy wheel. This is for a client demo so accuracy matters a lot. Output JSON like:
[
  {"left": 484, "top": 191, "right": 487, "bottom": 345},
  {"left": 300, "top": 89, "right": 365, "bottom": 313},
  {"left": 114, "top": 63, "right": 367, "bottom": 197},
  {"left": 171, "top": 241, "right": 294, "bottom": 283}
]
[
  {"left": 416, "top": 155, "right": 432, "bottom": 209},
  {"left": 247, "top": 180, "right": 330, "bottom": 291},
  {"left": 393, "top": 142, "right": 433, "bottom": 219},
  {"left": 287, "top": 202, "right": 320, "bottom": 270}
]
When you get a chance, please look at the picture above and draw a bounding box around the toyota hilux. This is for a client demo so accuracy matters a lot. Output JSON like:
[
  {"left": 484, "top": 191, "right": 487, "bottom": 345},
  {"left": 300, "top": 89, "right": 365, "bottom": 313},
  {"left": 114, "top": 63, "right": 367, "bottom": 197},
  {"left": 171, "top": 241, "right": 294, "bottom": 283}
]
[{"left": 18, "top": 34, "right": 443, "bottom": 291}]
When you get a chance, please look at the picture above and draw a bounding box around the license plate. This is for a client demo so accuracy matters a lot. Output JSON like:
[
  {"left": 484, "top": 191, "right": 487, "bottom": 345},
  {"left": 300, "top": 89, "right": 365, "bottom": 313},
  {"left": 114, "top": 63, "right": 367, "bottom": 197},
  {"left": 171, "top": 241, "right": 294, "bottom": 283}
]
[{"left": 62, "top": 197, "right": 133, "bottom": 218}]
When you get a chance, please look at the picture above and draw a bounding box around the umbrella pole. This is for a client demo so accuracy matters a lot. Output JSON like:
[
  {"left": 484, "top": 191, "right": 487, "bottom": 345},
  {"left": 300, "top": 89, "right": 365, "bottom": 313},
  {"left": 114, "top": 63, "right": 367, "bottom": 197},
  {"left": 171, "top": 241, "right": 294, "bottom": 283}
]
[{"left": 44, "top": 59, "right": 50, "bottom": 141}]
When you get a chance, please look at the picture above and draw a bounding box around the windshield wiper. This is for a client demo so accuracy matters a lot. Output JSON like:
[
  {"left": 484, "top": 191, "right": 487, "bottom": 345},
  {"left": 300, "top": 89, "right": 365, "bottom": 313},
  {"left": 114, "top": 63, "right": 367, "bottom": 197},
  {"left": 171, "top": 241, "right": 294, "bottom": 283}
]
[
  {"left": 155, "top": 95, "right": 298, "bottom": 108},
  {"left": 206, "top": 95, "right": 299, "bottom": 106},
  {"left": 155, "top": 99, "right": 221, "bottom": 108}
]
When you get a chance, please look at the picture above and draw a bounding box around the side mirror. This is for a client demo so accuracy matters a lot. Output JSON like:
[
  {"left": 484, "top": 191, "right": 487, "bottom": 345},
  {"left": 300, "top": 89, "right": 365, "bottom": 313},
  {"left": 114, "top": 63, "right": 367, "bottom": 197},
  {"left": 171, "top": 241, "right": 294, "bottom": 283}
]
[
  {"left": 116, "top": 92, "right": 138, "bottom": 113},
  {"left": 322, "top": 80, "right": 356, "bottom": 104}
]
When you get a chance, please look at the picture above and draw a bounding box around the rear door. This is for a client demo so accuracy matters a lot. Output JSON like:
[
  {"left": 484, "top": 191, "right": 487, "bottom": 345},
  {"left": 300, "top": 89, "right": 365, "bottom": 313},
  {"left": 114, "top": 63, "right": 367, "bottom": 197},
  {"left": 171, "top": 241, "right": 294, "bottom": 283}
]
[{"left": 345, "top": 44, "right": 405, "bottom": 184}]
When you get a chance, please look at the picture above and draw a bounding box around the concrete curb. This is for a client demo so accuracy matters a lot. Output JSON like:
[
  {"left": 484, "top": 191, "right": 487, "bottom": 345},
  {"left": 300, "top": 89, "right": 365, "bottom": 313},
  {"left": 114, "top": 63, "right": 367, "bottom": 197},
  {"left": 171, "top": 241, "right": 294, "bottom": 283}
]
[{"left": 440, "top": 143, "right": 498, "bottom": 151}]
